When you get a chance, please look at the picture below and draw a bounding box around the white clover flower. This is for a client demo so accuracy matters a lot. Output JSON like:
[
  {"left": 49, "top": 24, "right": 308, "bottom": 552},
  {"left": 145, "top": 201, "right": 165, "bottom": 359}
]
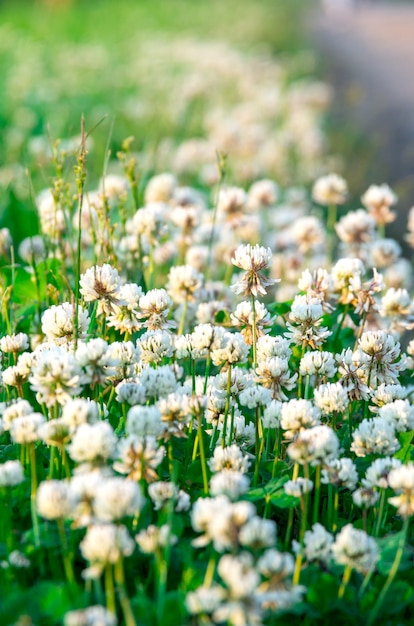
[
  {"left": 388, "top": 463, "right": 414, "bottom": 518},
  {"left": 18, "top": 235, "right": 45, "bottom": 264},
  {"left": 137, "top": 330, "right": 174, "bottom": 365},
  {"left": 114, "top": 434, "right": 165, "bottom": 483},
  {"left": 138, "top": 288, "right": 174, "bottom": 331},
  {"left": 299, "top": 351, "right": 337, "bottom": 378},
  {"left": 313, "top": 381, "right": 349, "bottom": 415},
  {"left": 186, "top": 585, "right": 226, "bottom": 616},
  {"left": 370, "top": 238, "right": 401, "bottom": 269},
  {"left": 284, "top": 478, "right": 313, "bottom": 497},
  {"left": 208, "top": 445, "right": 250, "bottom": 473},
  {"left": 211, "top": 331, "right": 249, "bottom": 367},
  {"left": 351, "top": 417, "right": 400, "bottom": 457},
  {"left": 210, "top": 470, "right": 250, "bottom": 500},
  {"left": 75, "top": 339, "right": 118, "bottom": 386},
  {"left": 213, "top": 368, "right": 253, "bottom": 398},
  {"left": 257, "top": 548, "right": 294, "bottom": 578},
  {"left": 38, "top": 418, "right": 70, "bottom": 447},
  {"left": 239, "top": 516, "right": 277, "bottom": 549},
  {"left": 8, "top": 550, "right": 30, "bottom": 569},
  {"left": 248, "top": 179, "right": 279, "bottom": 210},
  {"left": 230, "top": 300, "right": 273, "bottom": 344},
  {"left": 335, "top": 209, "right": 376, "bottom": 244},
  {"left": 287, "top": 424, "right": 339, "bottom": 466},
  {"left": 370, "top": 383, "right": 407, "bottom": 410},
  {"left": 10, "top": 413, "right": 45, "bottom": 444},
  {"left": 61, "top": 398, "right": 101, "bottom": 429},
  {"left": 0, "top": 460, "right": 25, "bottom": 487},
  {"left": 238, "top": 384, "right": 272, "bottom": 409},
  {"left": 217, "top": 186, "right": 248, "bottom": 219},
  {"left": 377, "top": 400, "right": 414, "bottom": 433},
  {"left": 148, "top": 481, "right": 189, "bottom": 511},
  {"left": 231, "top": 243, "right": 277, "bottom": 297},
  {"left": 30, "top": 346, "right": 85, "bottom": 407},
  {"left": 263, "top": 399, "right": 283, "bottom": 428},
  {"left": 0, "top": 333, "right": 30, "bottom": 353},
  {"left": 218, "top": 552, "right": 260, "bottom": 598},
  {"left": 115, "top": 380, "right": 146, "bottom": 406},
  {"left": 322, "top": 458, "right": 358, "bottom": 490},
  {"left": 356, "top": 330, "right": 404, "bottom": 388},
  {"left": 299, "top": 523, "right": 334, "bottom": 563},
  {"left": 289, "top": 215, "right": 325, "bottom": 254},
  {"left": 135, "top": 524, "right": 176, "bottom": 554},
  {"left": 36, "top": 189, "right": 66, "bottom": 239},
  {"left": 166, "top": 264, "right": 203, "bottom": 303},
  {"left": 139, "top": 365, "right": 178, "bottom": 399},
  {"left": 93, "top": 477, "right": 144, "bottom": 522},
  {"left": 106, "top": 283, "right": 144, "bottom": 334},
  {"left": 190, "top": 324, "right": 226, "bottom": 357},
  {"left": 281, "top": 399, "right": 321, "bottom": 440},
  {"left": 256, "top": 335, "right": 292, "bottom": 361},
  {"left": 36, "top": 480, "right": 76, "bottom": 520},
  {"left": 107, "top": 341, "right": 141, "bottom": 381},
  {"left": 67, "top": 422, "right": 117, "bottom": 463},
  {"left": 80, "top": 264, "right": 124, "bottom": 315},
  {"left": 64, "top": 605, "right": 117, "bottom": 626},
  {"left": 2, "top": 399, "right": 34, "bottom": 430},
  {"left": 191, "top": 495, "right": 255, "bottom": 552},
  {"left": 361, "top": 183, "right": 397, "bottom": 225},
  {"left": 363, "top": 457, "right": 402, "bottom": 490},
  {"left": 285, "top": 295, "right": 331, "bottom": 349},
  {"left": 126, "top": 404, "right": 164, "bottom": 438},
  {"left": 331, "top": 258, "right": 365, "bottom": 304},
  {"left": 144, "top": 172, "right": 176, "bottom": 204},
  {"left": 312, "top": 173, "right": 347, "bottom": 206},
  {"left": 332, "top": 524, "right": 379, "bottom": 573},
  {"left": 41, "top": 303, "right": 89, "bottom": 345},
  {"left": 352, "top": 487, "right": 380, "bottom": 509},
  {"left": 99, "top": 173, "right": 129, "bottom": 199},
  {"left": 255, "top": 357, "right": 297, "bottom": 401},
  {"left": 80, "top": 524, "right": 135, "bottom": 577}
]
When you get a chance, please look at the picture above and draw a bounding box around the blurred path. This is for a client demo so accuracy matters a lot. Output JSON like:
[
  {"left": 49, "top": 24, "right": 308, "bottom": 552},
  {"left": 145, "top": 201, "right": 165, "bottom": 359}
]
[{"left": 309, "top": 2, "right": 414, "bottom": 243}]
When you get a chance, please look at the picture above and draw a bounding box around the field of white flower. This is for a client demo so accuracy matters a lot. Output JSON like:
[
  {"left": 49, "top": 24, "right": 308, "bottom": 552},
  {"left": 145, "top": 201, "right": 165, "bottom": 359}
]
[{"left": 0, "top": 1, "right": 413, "bottom": 625}]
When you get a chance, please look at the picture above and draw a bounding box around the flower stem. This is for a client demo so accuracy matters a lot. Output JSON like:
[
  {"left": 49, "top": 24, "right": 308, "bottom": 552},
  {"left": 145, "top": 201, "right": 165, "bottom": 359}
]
[
  {"left": 105, "top": 563, "right": 116, "bottom": 615},
  {"left": 221, "top": 365, "right": 232, "bottom": 447},
  {"left": 338, "top": 564, "right": 353, "bottom": 599},
  {"left": 313, "top": 465, "right": 321, "bottom": 525},
  {"left": 114, "top": 557, "right": 137, "bottom": 626},
  {"left": 29, "top": 444, "right": 40, "bottom": 548},
  {"left": 197, "top": 409, "right": 209, "bottom": 495},
  {"left": 367, "top": 517, "right": 410, "bottom": 626},
  {"left": 57, "top": 518, "right": 75, "bottom": 588}
]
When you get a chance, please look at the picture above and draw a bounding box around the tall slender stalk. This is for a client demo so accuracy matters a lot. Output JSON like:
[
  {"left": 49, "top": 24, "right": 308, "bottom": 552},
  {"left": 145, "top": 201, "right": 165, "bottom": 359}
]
[
  {"left": 29, "top": 444, "right": 40, "bottom": 548},
  {"left": 367, "top": 517, "right": 410, "bottom": 626},
  {"left": 114, "top": 557, "right": 137, "bottom": 626}
]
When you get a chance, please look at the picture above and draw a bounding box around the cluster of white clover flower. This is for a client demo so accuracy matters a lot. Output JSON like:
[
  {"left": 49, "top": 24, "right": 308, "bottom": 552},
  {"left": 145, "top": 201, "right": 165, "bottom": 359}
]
[{"left": 3, "top": 84, "right": 414, "bottom": 626}]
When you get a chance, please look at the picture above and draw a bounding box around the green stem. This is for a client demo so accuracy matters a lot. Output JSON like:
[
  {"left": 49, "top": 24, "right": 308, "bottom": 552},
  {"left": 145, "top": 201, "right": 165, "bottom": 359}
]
[
  {"left": 374, "top": 488, "right": 386, "bottom": 537},
  {"left": 367, "top": 517, "right": 410, "bottom": 626},
  {"left": 338, "top": 564, "right": 353, "bottom": 599},
  {"left": 221, "top": 365, "right": 232, "bottom": 447},
  {"left": 251, "top": 295, "right": 257, "bottom": 369},
  {"left": 29, "top": 444, "right": 40, "bottom": 548},
  {"left": 197, "top": 409, "right": 209, "bottom": 495},
  {"left": 313, "top": 465, "right": 321, "bottom": 525},
  {"left": 114, "top": 557, "right": 137, "bottom": 626},
  {"left": 178, "top": 296, "right": 188, "bottom": 336},
  {"left": 57, "top": 518, "right": 75, "bottom": 588},
  {"left": 105, "top": 563, "right": 116, "bottom": 616}
]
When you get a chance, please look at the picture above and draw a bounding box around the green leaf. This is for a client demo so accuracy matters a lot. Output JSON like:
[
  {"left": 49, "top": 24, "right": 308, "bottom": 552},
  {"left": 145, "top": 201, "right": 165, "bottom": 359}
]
[
  {"left": 269, "top": 490, "right": 299, "bottom": 509},
  {"left": 395, "top": 430, "right": 414, "bottom": 462},
  {"left": 377, "top": 530, "right": 413, "bottom": 576}
]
